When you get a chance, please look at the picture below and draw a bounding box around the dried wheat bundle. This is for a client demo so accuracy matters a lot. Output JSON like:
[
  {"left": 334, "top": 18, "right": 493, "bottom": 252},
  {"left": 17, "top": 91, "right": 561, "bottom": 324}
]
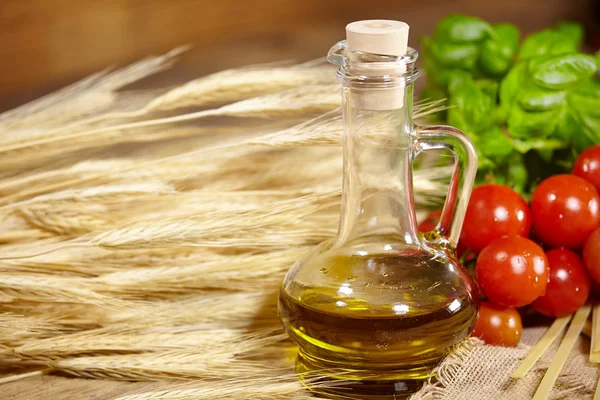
[
  {"left": 113, "top": 376, "right": 336, "bottom": 400},
  {"left": 0, "top": 47, "right": 186, "bottom": 136},
  {"left": 0, "top": 48, "right": 451, "bottom": 399}
]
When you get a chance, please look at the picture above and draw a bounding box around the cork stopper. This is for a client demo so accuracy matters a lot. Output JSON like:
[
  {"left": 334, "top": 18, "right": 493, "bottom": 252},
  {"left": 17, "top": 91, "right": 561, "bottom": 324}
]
[
  {"left": 345, "top": 20, "right": 410, "bottom": 111},
  {"left": 346, "top": 20, "right": 410, "bottom": 56}
]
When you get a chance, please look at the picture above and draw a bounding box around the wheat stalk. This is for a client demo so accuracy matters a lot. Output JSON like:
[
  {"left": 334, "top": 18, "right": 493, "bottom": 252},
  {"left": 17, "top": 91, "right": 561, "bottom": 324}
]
[
  {"left": 14, "top": 328, "right": 285, "bottom": 361},
  {"left": 112, "top": 377, "right": 337, "bottom": 400},
  {"left": 0, "top": 85, "right": 339, "bottom": 162},
  {"left": 95, "top": 249, "right": 304, "bottom": 293},
  {"left": 145, "top": 65, "right": 336, "bottom": 111},
  {"left": 0, "top": 275, "right": 131, "bottom": 309},
  {"left": 0, "top": 48, "right": 453, "bottom": 399},
  {"left": 0, "top": 47, "right": 186, "bottom": 136},
  {"left": 106, "top": 292, "right": 279, "bottom": 330},
  {"left": 49, "top": 340, "right": 292, "bottom": 381}
]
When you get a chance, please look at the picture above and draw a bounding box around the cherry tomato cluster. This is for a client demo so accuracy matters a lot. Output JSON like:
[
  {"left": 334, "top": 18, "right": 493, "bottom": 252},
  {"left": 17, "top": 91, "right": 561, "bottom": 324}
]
[{"left": 419, "top": 144, "right": 600, "bottom": 347}]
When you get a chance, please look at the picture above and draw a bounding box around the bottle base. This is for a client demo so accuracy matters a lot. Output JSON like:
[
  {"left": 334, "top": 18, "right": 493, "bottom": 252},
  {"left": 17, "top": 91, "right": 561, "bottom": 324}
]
[{"left": 296, "top": 350, "right": 434, "bottom": 399}]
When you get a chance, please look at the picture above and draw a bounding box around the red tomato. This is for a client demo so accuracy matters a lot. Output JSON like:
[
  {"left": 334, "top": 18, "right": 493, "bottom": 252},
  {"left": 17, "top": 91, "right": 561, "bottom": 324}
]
[
  {"left": 475, "top": 235, "right": 549, "bottom": 307},
  {"left": 583, "top": 227, "right": 600, "bottom": 284},
  {"left": 531, "top": 174, "right": 600, "bottom": 249},
  {"left": 573, "top": 145, "right": 600, "bottom": 193},
  {"left": 418, "top": 210, "right": 442, "bottom": 233},
  {"left": 460, "top": 184, "right": 531, "bottom": 253},
  {"left": 472, "top": 301, "right": 522, "bottom": 347},
  {"left": 531, "top": 249, "right": 590, "bottom": 317}
]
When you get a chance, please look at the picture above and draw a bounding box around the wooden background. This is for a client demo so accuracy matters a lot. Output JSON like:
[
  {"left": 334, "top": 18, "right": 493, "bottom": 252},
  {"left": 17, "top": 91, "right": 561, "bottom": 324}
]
[{"left": 0, "top": 0, "right": 599, "bottom": 112}]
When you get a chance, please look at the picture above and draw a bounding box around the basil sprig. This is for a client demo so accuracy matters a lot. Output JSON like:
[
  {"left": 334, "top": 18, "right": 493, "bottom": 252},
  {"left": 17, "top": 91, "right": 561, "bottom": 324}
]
[{"left": 422, "top": 15, "right": 600, "bottom": 195}]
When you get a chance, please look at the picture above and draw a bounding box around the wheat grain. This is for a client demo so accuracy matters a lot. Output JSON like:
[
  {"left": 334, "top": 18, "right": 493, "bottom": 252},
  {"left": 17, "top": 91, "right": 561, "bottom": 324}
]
[
  {"left": 90, "top": 203, "right": 338, "bottom": 250},
  {"left": 14, "top": 328, "right": 285, "bottom": 361},
  {"left": 95, "top": 248, "right": 304, "bottom": 293},
  {"left": 0, "top": 275, "right": 131, "bottom": 309},
  {"left": 145, "top": 65, "right": 336, "bottom": 111},
  {"left": 0, "top": 47, "right": 186, "bottom": 135},
  {"left": 50, "top": 339, "right": 292, "bottom": 381},
  {"left": 0, "top": 85, "right": 339, "bottom": 162},
  {"left": 112, "top": 376, "right": 337, "bottom": 400},
  {"left": 0, "top": 313, "right": 69, "bottom": 347},
  {"left": 107, "top": 292, "right": 279, "bottom": 330}
]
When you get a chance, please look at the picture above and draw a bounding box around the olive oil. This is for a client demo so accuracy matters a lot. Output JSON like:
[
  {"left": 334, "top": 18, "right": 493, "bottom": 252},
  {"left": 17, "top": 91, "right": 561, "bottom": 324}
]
[{"left": 279, "top": 252, "right": 478, "bottom": 398}]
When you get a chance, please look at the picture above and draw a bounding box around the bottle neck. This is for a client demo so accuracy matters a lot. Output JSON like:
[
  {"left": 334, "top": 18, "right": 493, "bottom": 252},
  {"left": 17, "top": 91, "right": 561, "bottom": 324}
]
[{"left": 335, "top": 84, "right": 420, "bottom": 249}]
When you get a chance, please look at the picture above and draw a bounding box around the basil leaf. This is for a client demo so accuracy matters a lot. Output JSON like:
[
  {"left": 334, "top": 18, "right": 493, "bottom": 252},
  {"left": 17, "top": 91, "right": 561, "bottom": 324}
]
[
  {"left": 476, "top": 79, "right": 499, "bottom": 99},
  {"left": 555, "top": 106, "right": 582, "bottom": 145},
  {"left": 506, "top": 155, "right": 528, "bottom": 193},
  {"left": 532, "top": 54, "right": 598, "bottom": 89},
  {"left": 518, "top": 30, "right": 556, "bottom": 59},
  {"left": 538, "top": 149, "right": 555, "bottom": 163},
  {"left": 430, "top": 41, "right": 479, "bottom": 68},
  {"left": 448, "top": 77, "right": 496, "bottom": 134},
  {"left": 479, "top": 127, "right": 513, "bottom": 159},
  {"left": 517, "top": 83, "right": 566, "bottom": 111},
  {"left": 570, "top": 118, "right": 596, "bottom": 152},
  {"left": 499, "top": 62, "right": 527, "bottom": 114},
  {"left": 567, "top": 78, "right": 600, "bottom": 117},
  {"left": 507, "top": 106, "right": 560, "bottom": 138},
  {"left": 579, "top": 113, "right": 600, "bottom": 143},
  {"left": 435, "top": 14, "right": 493, "bottom": 43},
  {"left": 479, "top": 24, "right": 520, "bottom": 76},
  {"left": 556, "top": 22, "right": 584, "bottom": 48},
  {"left": 511, "top": 138, "right": 566, "bottom": 153},
  {"left": 519, "top": 23, "right": 582, "bottom": 60},
  {"left": 421, "top": 37, "right": 448, "bottom": 87}
]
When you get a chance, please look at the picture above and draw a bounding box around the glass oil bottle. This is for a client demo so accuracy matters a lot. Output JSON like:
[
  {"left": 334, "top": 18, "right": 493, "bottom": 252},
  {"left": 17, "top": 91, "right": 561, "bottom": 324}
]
[{"left": 278, "top": 20, "right": 480, "bottom": 399}]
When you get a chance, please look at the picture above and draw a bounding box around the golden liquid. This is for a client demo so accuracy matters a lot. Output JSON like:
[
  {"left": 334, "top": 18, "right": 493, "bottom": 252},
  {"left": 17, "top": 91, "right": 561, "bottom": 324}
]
[{"left": 278, "top": 252, "right": 478, "bottom": 399}]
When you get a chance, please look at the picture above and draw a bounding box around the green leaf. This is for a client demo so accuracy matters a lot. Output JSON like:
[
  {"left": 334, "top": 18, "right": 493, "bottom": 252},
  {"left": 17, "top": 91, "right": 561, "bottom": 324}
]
[
  {"left": 448, "top": 76, "right": 496, "bottom": 134},
  {"left": 511, "top": 138, "right": 566, "bottom": 153},
  {"left": 447, "top": 70, "right": 473, "bottom": 93},
  {"left": 556, "top": 22, "right": 584, "bottom": 47},
  {"left": 476, "top": 79, "right": 499, "bottom": 99},
  {"left": 506, "top": 156, "right": 528, "bottom": 193},
  {"left": 567, "top": 78, "right": 600, "bottom": 117},
  {"left": 507, "top": 106, "right": 560, "bottom": 138},
  {"left": 532, "top": 54, "right": 598, "bottom": 89},
  {"left": 555, "top": 106, "right": 580, "bottom": 143},
  {"left": 479, "top": 23, "right": 520, "bottom": 76},
  {"left": 435, "top": 14, "right": 493, "bottom": 43},
  {"left": 516, "top": 83, "right": 566, "bottom": 111},
  {"left": 430, "top": 41, "right": 480, "bottom": 69},
  {"left": 479, "top": 127, "right": 513, "bottom": 159},
  {"left": 518, "top": 23, "right": 582, "bottom": 60},
  {"left": 421, "top": 37, "right": 449, "bottom": 87},
  {"left": 499, "top": 62, "right": 527, "bottom": 114},
  {"left": 579, "top": 113, "right": 600, "bottom": 143},
  {"left": 518, "top": 30, "right": 556, "bottom": 59},
  {"left": 537, "top": 149, "right": 555, "bottom": 163}
]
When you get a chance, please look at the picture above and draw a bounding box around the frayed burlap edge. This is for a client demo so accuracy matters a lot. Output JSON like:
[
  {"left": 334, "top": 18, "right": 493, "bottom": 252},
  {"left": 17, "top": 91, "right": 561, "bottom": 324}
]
[{"left": 410, "top": 338, "right": 482, "bottom": 400}]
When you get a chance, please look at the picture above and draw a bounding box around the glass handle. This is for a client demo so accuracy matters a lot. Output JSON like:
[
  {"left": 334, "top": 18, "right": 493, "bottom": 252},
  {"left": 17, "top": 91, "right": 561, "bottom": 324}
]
[{"left": 414, "top": 125, "right": 478, "bottom": 248}]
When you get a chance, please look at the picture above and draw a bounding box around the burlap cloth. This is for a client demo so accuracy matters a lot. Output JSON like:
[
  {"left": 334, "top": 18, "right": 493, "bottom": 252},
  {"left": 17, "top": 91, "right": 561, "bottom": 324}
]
[{"left": 412, "top": 326, "right": 599, "bottom": 400}]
